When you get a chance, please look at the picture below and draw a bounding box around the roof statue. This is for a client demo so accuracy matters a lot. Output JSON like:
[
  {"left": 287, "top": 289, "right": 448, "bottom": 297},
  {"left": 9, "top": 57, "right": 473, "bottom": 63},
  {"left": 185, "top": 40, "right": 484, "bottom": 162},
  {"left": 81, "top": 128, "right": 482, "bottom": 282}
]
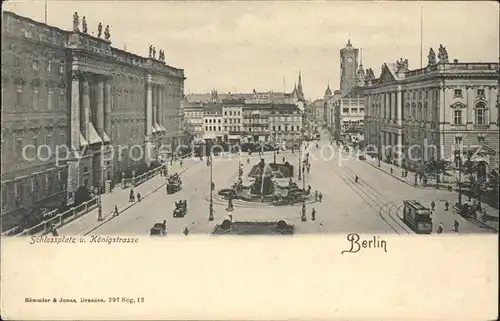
[
  {"left": 148, "top": 45, "right": 153, "bottom": 58},
  {"left": 152, "top": 47, "right": 156, "bottom": 59},
  {"left": 97, "top": 22, "right": 102, "bottom": 38},
  {"left": 104, "top": 25, "right": 110, "bottom": 40},
  {"left": 437, "top": 44, "right": 449, "bottom": 63},
  {"left": 364, "top": 68, "right": 375, "bottom": 80},
  {"left": 73, "top": 12, "right": 79, "bottom": 32},
  {"left": 427, "top": 48, "right": 437, "bottom": 66},
  {"left": 396, "top": 58, "right": 409, "bottom": 72},
  {"left": 82, "top": 16, "right": 87, "bottom": 34}
]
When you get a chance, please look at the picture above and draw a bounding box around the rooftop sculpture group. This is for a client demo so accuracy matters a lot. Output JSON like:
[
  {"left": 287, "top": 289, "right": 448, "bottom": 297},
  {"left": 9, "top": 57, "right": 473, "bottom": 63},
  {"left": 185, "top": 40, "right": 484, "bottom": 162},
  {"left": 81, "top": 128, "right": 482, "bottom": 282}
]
[
  {"left": 73, "top": 12, "right": 110, "bottom": 40},
  {"left": 148, "top": 45, "right": 166, "bottom": 62},
  {"left": 396, "top": 58, "right": 409, "bottom": 72}
]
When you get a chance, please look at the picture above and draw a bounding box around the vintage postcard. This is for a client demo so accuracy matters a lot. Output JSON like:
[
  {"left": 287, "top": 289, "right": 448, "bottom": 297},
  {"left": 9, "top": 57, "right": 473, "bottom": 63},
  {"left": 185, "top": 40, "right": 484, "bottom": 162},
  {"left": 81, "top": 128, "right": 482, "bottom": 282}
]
[{"left": 1, "top": 0, "right": 498, "bottom": 320}]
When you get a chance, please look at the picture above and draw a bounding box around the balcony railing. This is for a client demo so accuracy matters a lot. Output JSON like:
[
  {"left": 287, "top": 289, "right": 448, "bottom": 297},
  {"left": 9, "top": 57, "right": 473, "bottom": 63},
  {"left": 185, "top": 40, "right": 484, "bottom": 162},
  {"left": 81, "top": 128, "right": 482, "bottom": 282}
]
[{"left": 406, "top": 62, "right": 498, "bottom": 78}]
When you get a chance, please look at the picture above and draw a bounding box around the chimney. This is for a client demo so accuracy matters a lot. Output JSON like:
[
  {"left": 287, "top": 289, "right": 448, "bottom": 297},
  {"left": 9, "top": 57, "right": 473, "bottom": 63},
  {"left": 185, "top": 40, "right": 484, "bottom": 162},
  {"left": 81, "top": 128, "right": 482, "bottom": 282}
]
[{"left": 454, "top": 59, "right": 458, "bottom": 64}]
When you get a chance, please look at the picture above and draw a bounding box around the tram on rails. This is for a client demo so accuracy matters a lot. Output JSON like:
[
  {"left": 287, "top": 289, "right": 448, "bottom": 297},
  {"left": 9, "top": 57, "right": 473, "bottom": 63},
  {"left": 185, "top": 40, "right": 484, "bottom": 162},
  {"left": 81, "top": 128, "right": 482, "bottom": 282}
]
[{"left": 402, "top": 200, "right": 433, "bottom": 234}]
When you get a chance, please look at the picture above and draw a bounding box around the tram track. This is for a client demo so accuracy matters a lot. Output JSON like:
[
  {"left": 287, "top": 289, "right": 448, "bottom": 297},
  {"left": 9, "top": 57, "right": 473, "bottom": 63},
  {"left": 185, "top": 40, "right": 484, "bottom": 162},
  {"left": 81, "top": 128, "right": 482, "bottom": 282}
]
[{"left": 318, "top": 150, "right": 412, "bottom": 234}]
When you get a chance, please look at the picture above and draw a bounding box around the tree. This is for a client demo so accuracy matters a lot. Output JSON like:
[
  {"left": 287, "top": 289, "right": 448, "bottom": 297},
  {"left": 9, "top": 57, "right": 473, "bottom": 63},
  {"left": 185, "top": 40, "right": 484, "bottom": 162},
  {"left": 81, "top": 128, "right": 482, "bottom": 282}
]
[{"left": 424, "top": 159, "right": 453, "bottom": 184}]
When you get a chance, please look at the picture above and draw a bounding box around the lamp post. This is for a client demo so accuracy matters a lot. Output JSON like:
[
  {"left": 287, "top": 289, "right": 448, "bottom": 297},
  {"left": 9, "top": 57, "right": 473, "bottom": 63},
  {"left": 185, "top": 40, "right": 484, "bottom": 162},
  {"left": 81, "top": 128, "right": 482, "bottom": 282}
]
[
  {"left": 208, "top": 154, "right": 214, "bottom": 221},
  {"left": 457, "top": 155, "right": 463, "bottom": 205},
  {"left": 95, "top": 187, "right": 102, "bottom": 221},
  {"left": 301, "top": 164, "right": 306, "bottom": 221}
]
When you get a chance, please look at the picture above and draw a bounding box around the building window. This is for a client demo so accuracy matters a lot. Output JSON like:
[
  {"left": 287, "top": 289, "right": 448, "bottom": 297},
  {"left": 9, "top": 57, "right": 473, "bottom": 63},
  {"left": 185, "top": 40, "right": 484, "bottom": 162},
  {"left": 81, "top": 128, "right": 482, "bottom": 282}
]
[
  {"left": 47, "top": 91, "right": 53, "bottom": 110},
  {"left": 454, "top": 89, "right": 462, "bottom": 98},
  {"left": 205, "top": 126, "right": 208, "bottom": 131},
  {"left": 32, "top": 60, "right": 40, "bottom": 72},
  {"left": 59, "top": 60, "right": 65, "bottom": 74},
  {"left": 454, "top": 136, "right": 462, "bottom": 145},
  {"left": 475, "top": 103, "right": 487, "bottom": 125},
  {"left": 218, "top": 119, "right": 221, "bottom": 123},
  {"left": 453, "top": 109, "right": 462, "bottom": 125},
  {"left": 224, "top": 111, "right": 227, "bottom": 116},
  {"left": 16, "top": 86, "right": 23, "bottom": 107},
  {"left": 218, "top": 126, "right": 221, "bottom": 131},
  {"left": 205, "top": 119, "right": 207, "bottom": 123},
  {"left": 477, "top": 89, "right": 485, "bottom": 97},
  {"left": 32, "top": 89, "right": 39, "bottom": 110}
]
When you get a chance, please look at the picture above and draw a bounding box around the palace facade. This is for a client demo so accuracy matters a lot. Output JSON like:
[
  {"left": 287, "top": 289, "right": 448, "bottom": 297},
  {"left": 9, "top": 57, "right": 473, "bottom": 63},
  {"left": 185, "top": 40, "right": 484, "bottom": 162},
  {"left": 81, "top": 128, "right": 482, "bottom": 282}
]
[
  {"left": 363, "top": 47, "right": 499, "bottom": 174},
  {"left": 1, "top": 11, "right": 185, "bottom": 229}
]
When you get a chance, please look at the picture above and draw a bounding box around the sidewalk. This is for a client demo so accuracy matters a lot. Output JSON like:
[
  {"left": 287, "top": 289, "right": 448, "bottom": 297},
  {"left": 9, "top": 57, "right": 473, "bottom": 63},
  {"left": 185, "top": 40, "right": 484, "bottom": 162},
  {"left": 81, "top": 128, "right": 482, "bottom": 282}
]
[
  {"left": 362, "top": 156, "right": 455, "bottom": 190},
  {"left": 58, "top": 159, "right": 199, "bottom": 235}
]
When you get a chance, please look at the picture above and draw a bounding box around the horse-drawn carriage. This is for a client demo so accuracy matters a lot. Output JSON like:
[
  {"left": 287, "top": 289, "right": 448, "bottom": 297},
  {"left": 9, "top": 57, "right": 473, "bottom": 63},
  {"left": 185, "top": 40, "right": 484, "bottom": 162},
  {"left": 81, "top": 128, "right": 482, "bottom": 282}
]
[
  {"left": 173, "top": 201, "right": 187, "bottom": 218},
  {"left": 166, "top": 173, "right": 182, "bottom": 194},
  {"left": 150, "top": 220, "right": 167, "bottom": 236}
]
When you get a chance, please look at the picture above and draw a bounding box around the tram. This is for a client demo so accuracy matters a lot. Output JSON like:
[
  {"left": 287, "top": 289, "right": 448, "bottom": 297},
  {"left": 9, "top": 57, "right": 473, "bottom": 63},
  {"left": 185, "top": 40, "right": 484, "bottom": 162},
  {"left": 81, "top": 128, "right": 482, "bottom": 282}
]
[{"left": 402, "top": 200, "right": 433, "bottom": 234}]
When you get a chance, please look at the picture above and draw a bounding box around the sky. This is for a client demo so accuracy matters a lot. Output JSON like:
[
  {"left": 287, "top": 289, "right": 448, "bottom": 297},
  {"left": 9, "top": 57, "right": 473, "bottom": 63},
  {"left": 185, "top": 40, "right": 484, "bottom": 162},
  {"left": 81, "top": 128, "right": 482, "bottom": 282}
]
[{"left": 4, "top": 1, "right": 499, "bottom": 100}]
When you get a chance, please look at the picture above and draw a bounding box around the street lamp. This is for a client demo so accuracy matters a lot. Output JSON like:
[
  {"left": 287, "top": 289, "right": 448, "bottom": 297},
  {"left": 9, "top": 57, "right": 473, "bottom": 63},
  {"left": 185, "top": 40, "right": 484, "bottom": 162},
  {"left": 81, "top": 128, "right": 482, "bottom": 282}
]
[
  {"left": 94, "top": 187, "right": 102, "bottom": 221},
  {"left": 208, "top": 154, "right": 214, "bottom": 221}
]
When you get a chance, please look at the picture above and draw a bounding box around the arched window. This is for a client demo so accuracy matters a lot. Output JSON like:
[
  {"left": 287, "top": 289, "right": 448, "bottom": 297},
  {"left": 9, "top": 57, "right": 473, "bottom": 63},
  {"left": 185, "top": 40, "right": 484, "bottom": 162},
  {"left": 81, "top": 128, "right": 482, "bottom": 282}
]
[
  {"left": 423, "top": 102, "right": 428, "bottom": 121},
  {"left": 475, "top": 102, "right": 487, "bottom": 125}
]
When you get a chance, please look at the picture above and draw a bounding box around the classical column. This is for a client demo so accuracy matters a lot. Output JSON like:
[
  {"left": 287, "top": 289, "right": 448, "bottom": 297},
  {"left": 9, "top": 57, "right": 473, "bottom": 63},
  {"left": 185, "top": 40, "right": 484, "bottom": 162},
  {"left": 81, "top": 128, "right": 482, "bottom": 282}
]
[
  {"left": 152, "top": 84, "right": 157, "bottom": 127},
  {"left": 391, "top": 92, "right": 396, "bottom": 122},
  {"left": 439, "top": 86, "right": 446, "bottom": 128},
  {"left": 466, "top": 86, "right": 474, "bottom": 126},
  {"left": 397, "top": 132, "right": 403, "bottom": 167},
  {"left": 104, "top": 81, "right": 111, "bottom": 137},
  {"left": 146, "top": 76, "right": 153, "bottom": 139},
  {"left": 71, "top": 71, "right": 81, "bottom": 150},
  {"left": 81, "top": 77, "right": 90, "bottom": 140},
  {"left": 96, "top": 78, "right": 104, "bottom": 138},
  {"left": 397, "top": 87, "right": 402, "bottom": 126},
  {"left": 158, "top": 86, "right": 163, "bottom": 127}
]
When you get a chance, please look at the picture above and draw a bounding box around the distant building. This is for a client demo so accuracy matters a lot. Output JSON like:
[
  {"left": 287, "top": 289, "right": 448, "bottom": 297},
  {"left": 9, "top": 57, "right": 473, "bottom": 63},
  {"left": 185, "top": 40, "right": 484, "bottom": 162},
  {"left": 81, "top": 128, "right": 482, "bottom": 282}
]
[
  {"left": 363, "top": 48, "right": 499, "bottom": 175},
  {"left": 202, "top": 103, "right": 223, "bottom": 141},
  {"left": 182, "top": 99, "right": 204, "bottom": 139}
]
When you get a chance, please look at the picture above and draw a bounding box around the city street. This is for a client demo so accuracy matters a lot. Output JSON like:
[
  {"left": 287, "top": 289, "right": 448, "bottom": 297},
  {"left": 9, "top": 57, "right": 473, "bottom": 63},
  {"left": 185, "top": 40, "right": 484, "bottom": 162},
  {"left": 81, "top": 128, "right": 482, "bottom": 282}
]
[{"left": 58, "top": 137, "right": 496, "bottom": 236}]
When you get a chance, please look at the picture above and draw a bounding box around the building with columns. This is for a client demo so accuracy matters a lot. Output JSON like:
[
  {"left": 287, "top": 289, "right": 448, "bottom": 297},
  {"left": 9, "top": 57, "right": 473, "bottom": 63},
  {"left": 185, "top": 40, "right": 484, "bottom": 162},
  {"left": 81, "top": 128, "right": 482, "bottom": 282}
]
[
  {"left": 363, "top": 48, "right": 499, "bottom": 175},
  {"left": 1, "top": 11, "right": 185, "bottom": 230}
]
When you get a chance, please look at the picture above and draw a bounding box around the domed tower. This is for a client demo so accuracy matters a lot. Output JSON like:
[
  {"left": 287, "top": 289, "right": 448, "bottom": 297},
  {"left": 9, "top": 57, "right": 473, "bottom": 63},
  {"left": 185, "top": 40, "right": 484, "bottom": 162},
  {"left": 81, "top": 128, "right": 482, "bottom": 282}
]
[{"left": 340, "top": 38, "right": 359, "bottom": 96}]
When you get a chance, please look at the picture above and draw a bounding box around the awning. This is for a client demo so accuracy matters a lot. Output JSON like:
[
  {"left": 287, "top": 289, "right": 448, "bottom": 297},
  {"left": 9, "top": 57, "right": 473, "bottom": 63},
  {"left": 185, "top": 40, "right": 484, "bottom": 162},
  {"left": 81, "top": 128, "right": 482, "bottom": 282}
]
[
  {"left": 79, "top": 132, "right": 89, "bottom": 147},
  {"left": 102, "top": 130, "right": 111, "bottom": 143},
  {"left": 87, "top": 123, "right": 103, "bottom": 145}
]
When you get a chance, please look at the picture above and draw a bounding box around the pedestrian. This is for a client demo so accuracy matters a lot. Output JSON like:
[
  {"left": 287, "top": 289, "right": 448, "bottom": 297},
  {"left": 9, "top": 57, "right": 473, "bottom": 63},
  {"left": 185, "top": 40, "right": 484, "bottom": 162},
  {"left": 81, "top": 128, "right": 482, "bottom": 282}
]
[
  {"left": 137, "top": 192, "right": 141, "bottom": 202},
  {"left": 453, "top": 220, "right": 459, "bottom": 233},
  {"left": 437, "top": 222, "right": 444, "bottom": 234},
  {"left": 98, "top": 204, "right": 103, "bottom": 221},
  {"left": 445, "top": 201, "right": 449, "bottom": 211},
  {"left": 431, "top": 200, "right": 436, "bottom": 212},
  {"left": 51, "top": 225, "right": 59, "bottom": 236},
  {"left": 315, "top": 190, "right": 319, "bottom": 201},
  {"left": 447, "top": 185, "right": 452, "bottom": 192},
  {"left": 319, "top": 192, "right": 323, "bottom": 202},
  {"left": 311, "top": 208, "right": 316, "bottom": 221},
  {"left": 129, "top": 189, "right": 134, "bottom": 202},
  {"left": 390, "top": 167, "right": 393, "bottom": 174},
  {"left": 401, "top": 169, "right": 404, "bottom": 177},
  {"left": 183, "top": 227, "right": 189, "bottom": 236},
  {"left": 180, "top": 159, "right": 183, "bottom": 167},
  {"left": 282, "top": 157, "right": 285, "bottom": 163}
]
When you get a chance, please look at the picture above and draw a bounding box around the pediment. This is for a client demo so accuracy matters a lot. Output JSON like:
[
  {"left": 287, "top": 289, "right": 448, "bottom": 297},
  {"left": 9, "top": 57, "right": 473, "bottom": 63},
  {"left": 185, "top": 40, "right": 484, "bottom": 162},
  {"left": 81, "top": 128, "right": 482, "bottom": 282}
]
[
  {"left": 450, "top": 101, "right": 466, "bottom": 109},
  {"left": 379, "top": 65, "right": 396, "bottom": 84}
]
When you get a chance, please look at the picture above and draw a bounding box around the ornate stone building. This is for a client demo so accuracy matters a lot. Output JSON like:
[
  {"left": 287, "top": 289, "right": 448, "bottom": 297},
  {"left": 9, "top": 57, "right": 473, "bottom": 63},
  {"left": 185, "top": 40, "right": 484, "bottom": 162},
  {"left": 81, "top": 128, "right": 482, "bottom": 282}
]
[
  {"left": 363, "top": 45, "right": 499, "bottom": 174},
  {"left": 1, "top": 11, "right": 185, "bottom": 229}
]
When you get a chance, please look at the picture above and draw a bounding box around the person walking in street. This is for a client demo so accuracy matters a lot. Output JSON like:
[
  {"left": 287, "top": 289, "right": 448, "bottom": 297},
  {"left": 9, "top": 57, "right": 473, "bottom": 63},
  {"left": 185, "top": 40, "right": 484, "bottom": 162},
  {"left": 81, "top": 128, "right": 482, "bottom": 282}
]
[
  {"left": 318, "top": 192, "right": 323, "bottom": 202},
  {"left": 311, "top": 208, "right": 316, "bottom": 221},
  {"left": 129, "top": 189, "right": 135, "bottom": 202},
  {"left": 137, "top": 192, "right": 141, "bottom": 202},
  {"left": 390, "top": 167, "right": 393, "bottom": 174},
  {"left": 51, "top": 224, "right": 59, "bottom": 236},
  {"left": 282, "top": 157, "right": 285, "bottom": 163},
  {"left": 183, "top": 227, "right": 189, "bottom": 236},
  {"left": 437, "top": 222, "right": 444, "bottom": 234},
  {"left": 453, "top": 219, "right": 460, "bottom": 232},
  {"left": 431, "top": 200, "right": 436, "bottom": 212},
  {"left": 445, "top": 201, "right": 449, "bottom": 211},
  {"left": 113, "top": 205, "right": 119, "bottom": 217},
  {"left": 315, "top": 190, "right": 319, "bottom": 202}
]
